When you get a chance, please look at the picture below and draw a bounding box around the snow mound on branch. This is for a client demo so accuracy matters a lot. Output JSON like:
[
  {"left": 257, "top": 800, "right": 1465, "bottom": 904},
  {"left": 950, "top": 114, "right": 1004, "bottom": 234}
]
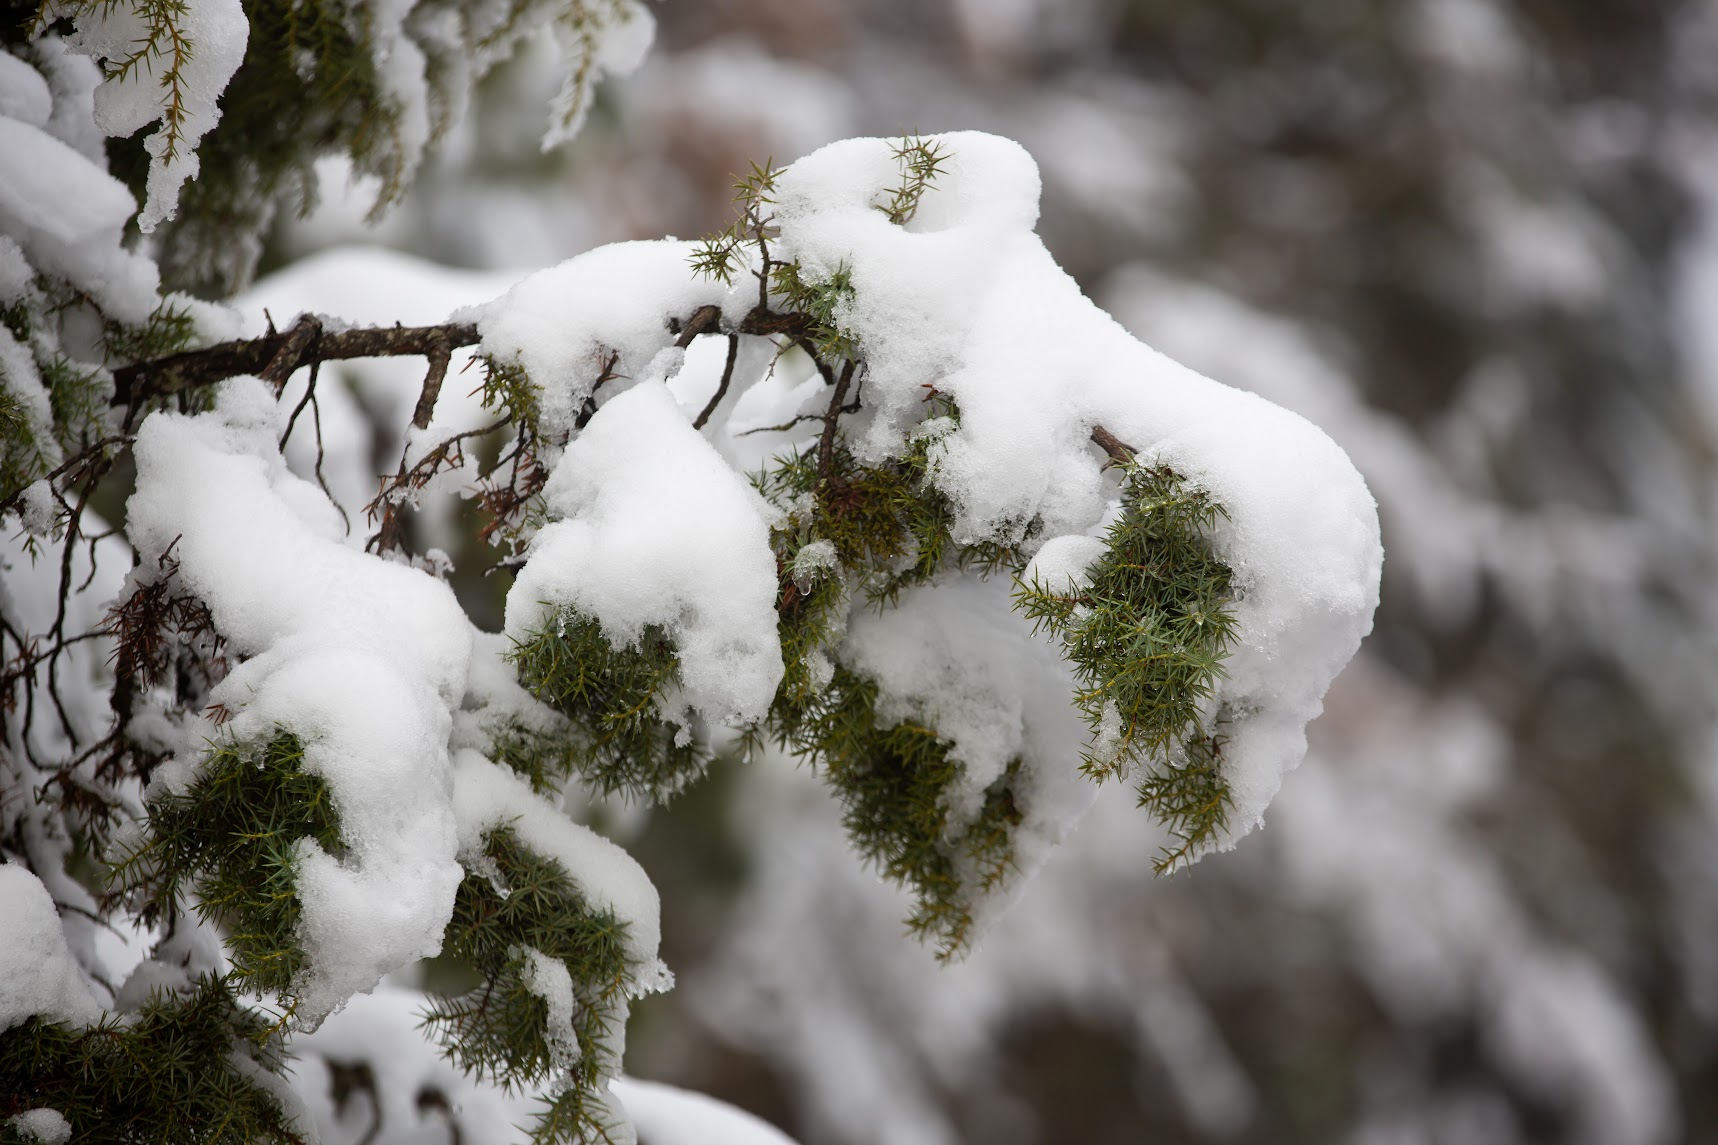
[
  {"left": 470, "top": 239, "right": 737, "bottom": 451},
  {"left": 126, "top": 378, "right": 472, "bottom": 1024},
  {"left": 505, "top": 382, "right": 784, "bottom": 733},
  {"left": 0, "top": 92, "right": 158, "bottom": 323},
  {"left": 772, "top": 132, "right": 1383, "bottom": 847},
  {"left": 0, "top": 863, "right": 102, "bottom": 1032}
]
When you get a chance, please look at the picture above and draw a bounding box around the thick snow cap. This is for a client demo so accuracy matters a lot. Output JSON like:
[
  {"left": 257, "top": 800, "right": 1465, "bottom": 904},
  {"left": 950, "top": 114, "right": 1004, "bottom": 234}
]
[{"left": 770, "top": 131, "right": 1383, "bottom": 845}]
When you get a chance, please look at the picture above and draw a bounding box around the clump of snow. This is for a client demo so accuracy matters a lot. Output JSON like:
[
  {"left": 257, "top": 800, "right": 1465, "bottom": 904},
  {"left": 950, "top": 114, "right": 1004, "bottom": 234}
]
[
  {"left": 470, "top": 240, "right": 736, "bottom": 452},
  {"left": 0, "top": 323, "right": 59, "bottom": 473},
  {"left": 505, "top": 382, "right": 784, "bottom": 735},
  {"left": 17, "top": 480, "right": 58, "bottom": 536},
  {"left": 0, "top": 862, "right": 102, "bottom": 1032},
  {"left": 543, "top": 1, "right": 655, "bottom": 149},
  {"left": 31, "top": 39, "right": 106, "bottom": 163},
  {"left": 125, "top": 378, "right": 473, "bottom": 1024},
  {"left": 5, "top": 1110, "right": 71, "bottom": 1145},
  {"left": 789, "top": 538, "right": 838, "bottom": 595},
  {"left": 1020, "top": 534, "right": 1107, "bottom": 595},
  {"left": 769, "top": 131, "right": 1383, "bottom": 847},
  {"left": 0, "top": 51, "right": 51, "bottom": 126},
  {"left": 66, "top": 0, "right": 248, "bottom": 231},
  {"left": 519, "top": 945, "right": 582, "bottom": 1073},
  {"left": 0, "top": 108, "right": 158, "bottom": 323},
  {"left": 612, "top": 1076, "right": 802, "bottom": 1145}
]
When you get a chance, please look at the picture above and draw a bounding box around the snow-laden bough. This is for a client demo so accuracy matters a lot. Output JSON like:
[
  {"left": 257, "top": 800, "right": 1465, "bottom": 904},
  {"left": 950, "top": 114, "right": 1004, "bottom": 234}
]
[{"left": 478, "top": 130, "right": 1383, "bottom": 956}]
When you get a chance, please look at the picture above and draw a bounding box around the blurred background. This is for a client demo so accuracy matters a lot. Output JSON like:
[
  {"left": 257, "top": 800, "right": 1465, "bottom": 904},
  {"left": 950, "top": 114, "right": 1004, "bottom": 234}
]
[{"left": 260, "top": 2, "right": 1718, "bottom": 1142}]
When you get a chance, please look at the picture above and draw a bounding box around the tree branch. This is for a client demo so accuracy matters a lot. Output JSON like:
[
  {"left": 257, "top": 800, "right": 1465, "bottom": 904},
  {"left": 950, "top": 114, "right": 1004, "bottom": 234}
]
[
  {"left": 258, "top": 314, "right": 323, "bottom": 392},
  {"left": 673, "top": 304, "right": 723, "bottom": 349},
  {"left": 1090, "top": 424, "right": 1137, "bottom": 465},
  {"left": 409, "top": 330, "right": 455, "bottom": 430},
  {"left": 693, "top": 335, "right": 742, "bottom": 430},
  {"left": 111, "top": 321, "right": 482, "bottom": 407},
  {"left": 817, "top": 359, "right": 858, "bottom": 484}
]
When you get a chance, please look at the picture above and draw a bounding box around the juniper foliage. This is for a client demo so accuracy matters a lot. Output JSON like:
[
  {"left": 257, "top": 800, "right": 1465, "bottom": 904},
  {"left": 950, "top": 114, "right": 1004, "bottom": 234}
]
[
  {"left": 109, "top": 731, "right": 342, "bottom": 997},
  {"left": 426, "top": 825, "right": 639, "bottom": 1145},
  {"left": 509, "top": 609, "right": 707, "bottom": 801},
  {"left": 1015, "top": 462, "right": 1239, "bottom": 870},
  {"left": 499, "top": 136, "right": 1244, "bottom": 952},
  {"left": 0, "top": 980, "right": 304, "bottom": 1145}
]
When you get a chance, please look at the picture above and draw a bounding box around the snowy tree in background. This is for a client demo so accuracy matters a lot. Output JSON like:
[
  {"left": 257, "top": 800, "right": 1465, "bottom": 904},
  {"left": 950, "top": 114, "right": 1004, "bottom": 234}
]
[{"left": 0, "top": 3, "right": 1386, "bottom": 1142}]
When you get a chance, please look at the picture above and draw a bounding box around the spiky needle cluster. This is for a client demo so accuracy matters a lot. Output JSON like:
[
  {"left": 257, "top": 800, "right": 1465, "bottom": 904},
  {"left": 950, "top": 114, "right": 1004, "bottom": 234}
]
[
  {"left": 109, "top": 731, "right": 342, "bottom": 998},
  {"left": 1015, "top": 462, "right": 1239, "bottom": 870},
  {"left": 426, "top": 825, "right": 639, "bottom": 1145},
  {"left": 0, "top": 979, "right": 305, "bottom": 1144},
  {"left": 508, "top": 610, "right": 705, "bottom": 802}
]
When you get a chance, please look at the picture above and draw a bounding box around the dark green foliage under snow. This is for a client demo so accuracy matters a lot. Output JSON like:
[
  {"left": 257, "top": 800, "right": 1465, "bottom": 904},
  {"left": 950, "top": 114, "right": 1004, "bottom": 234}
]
[
  {"left": 1016, "top": 462, "right": 1240, "bottom": 871},
  {"left": 580, "top": 137, "right": 1241, "bottom": 949},
  {"left": 0, "top": 979, "right": 304, "bottom": 1144},
  {"left": 751, "top": 437, "right": 1039, "bottom": 956},
  {"left": 771, "top": 663, "right": 1025, "bottom": 957},
  {"left": 509, "top": 609, "right": 708, "bottom": 800},
  {"left": 754, "top": 414, "right": 1028, "bottom": 612},
  {"left": 109, "top": 731, "right": 342, "bottom": 997},
  {"left": 426, "top": 825, "right": 638, "bottom": 1144}
]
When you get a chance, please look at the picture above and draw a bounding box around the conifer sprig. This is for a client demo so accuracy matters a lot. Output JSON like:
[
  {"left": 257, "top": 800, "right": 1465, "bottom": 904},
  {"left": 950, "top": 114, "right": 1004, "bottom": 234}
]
[
  {"left": 764, "top": 659, "right": 1023, "bottom": 959},
  {"left": 108, "top": 730, "right": 342, "bottom": 995},
  {"left": 877, "top": 135, "right": 949, "bottom": 226},
  {"left": 1139, "top": 732, "right": 1231, "bottom": 874},
  {"left": 508, "top": 609, "right": 706, "bottom": 800},
  {"left": 689, "top": 159, "right": 780, "bottom": 286},
  {"left": 754, "top": 423, "right": 1036, "bottom": 957},
  {"left": 426, "top": 824, "right": 639, "bottom": 1145},
  {"left": 0, "top": 979, "right": 305, "bottom": 1144},
  {"left": 43, "top": 0, "right": 197, "bottom": 161},
  {"left": 1015, "top": 462, "right": 1239, "bottom": 866}
]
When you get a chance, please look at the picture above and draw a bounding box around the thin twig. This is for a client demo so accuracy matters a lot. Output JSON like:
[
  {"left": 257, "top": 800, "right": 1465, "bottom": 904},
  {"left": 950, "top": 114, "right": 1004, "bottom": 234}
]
[
  {"left": 307, "top": 363, "right": 348, "bottom": 534},
  {"left": 817, "top": 359, "right": 858, "bottom": 483},
  {"left": 278, "top": 368, "right": 319, "bottom": 450},
  {"left": 693, "top": 335, "right": 742, "bottom": 430},
  {"left": 410, "top": 330, "right": 455, "bottom": 430},
  {"left": 573, "top": 351, "right": 624, "bottom": 431}
]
